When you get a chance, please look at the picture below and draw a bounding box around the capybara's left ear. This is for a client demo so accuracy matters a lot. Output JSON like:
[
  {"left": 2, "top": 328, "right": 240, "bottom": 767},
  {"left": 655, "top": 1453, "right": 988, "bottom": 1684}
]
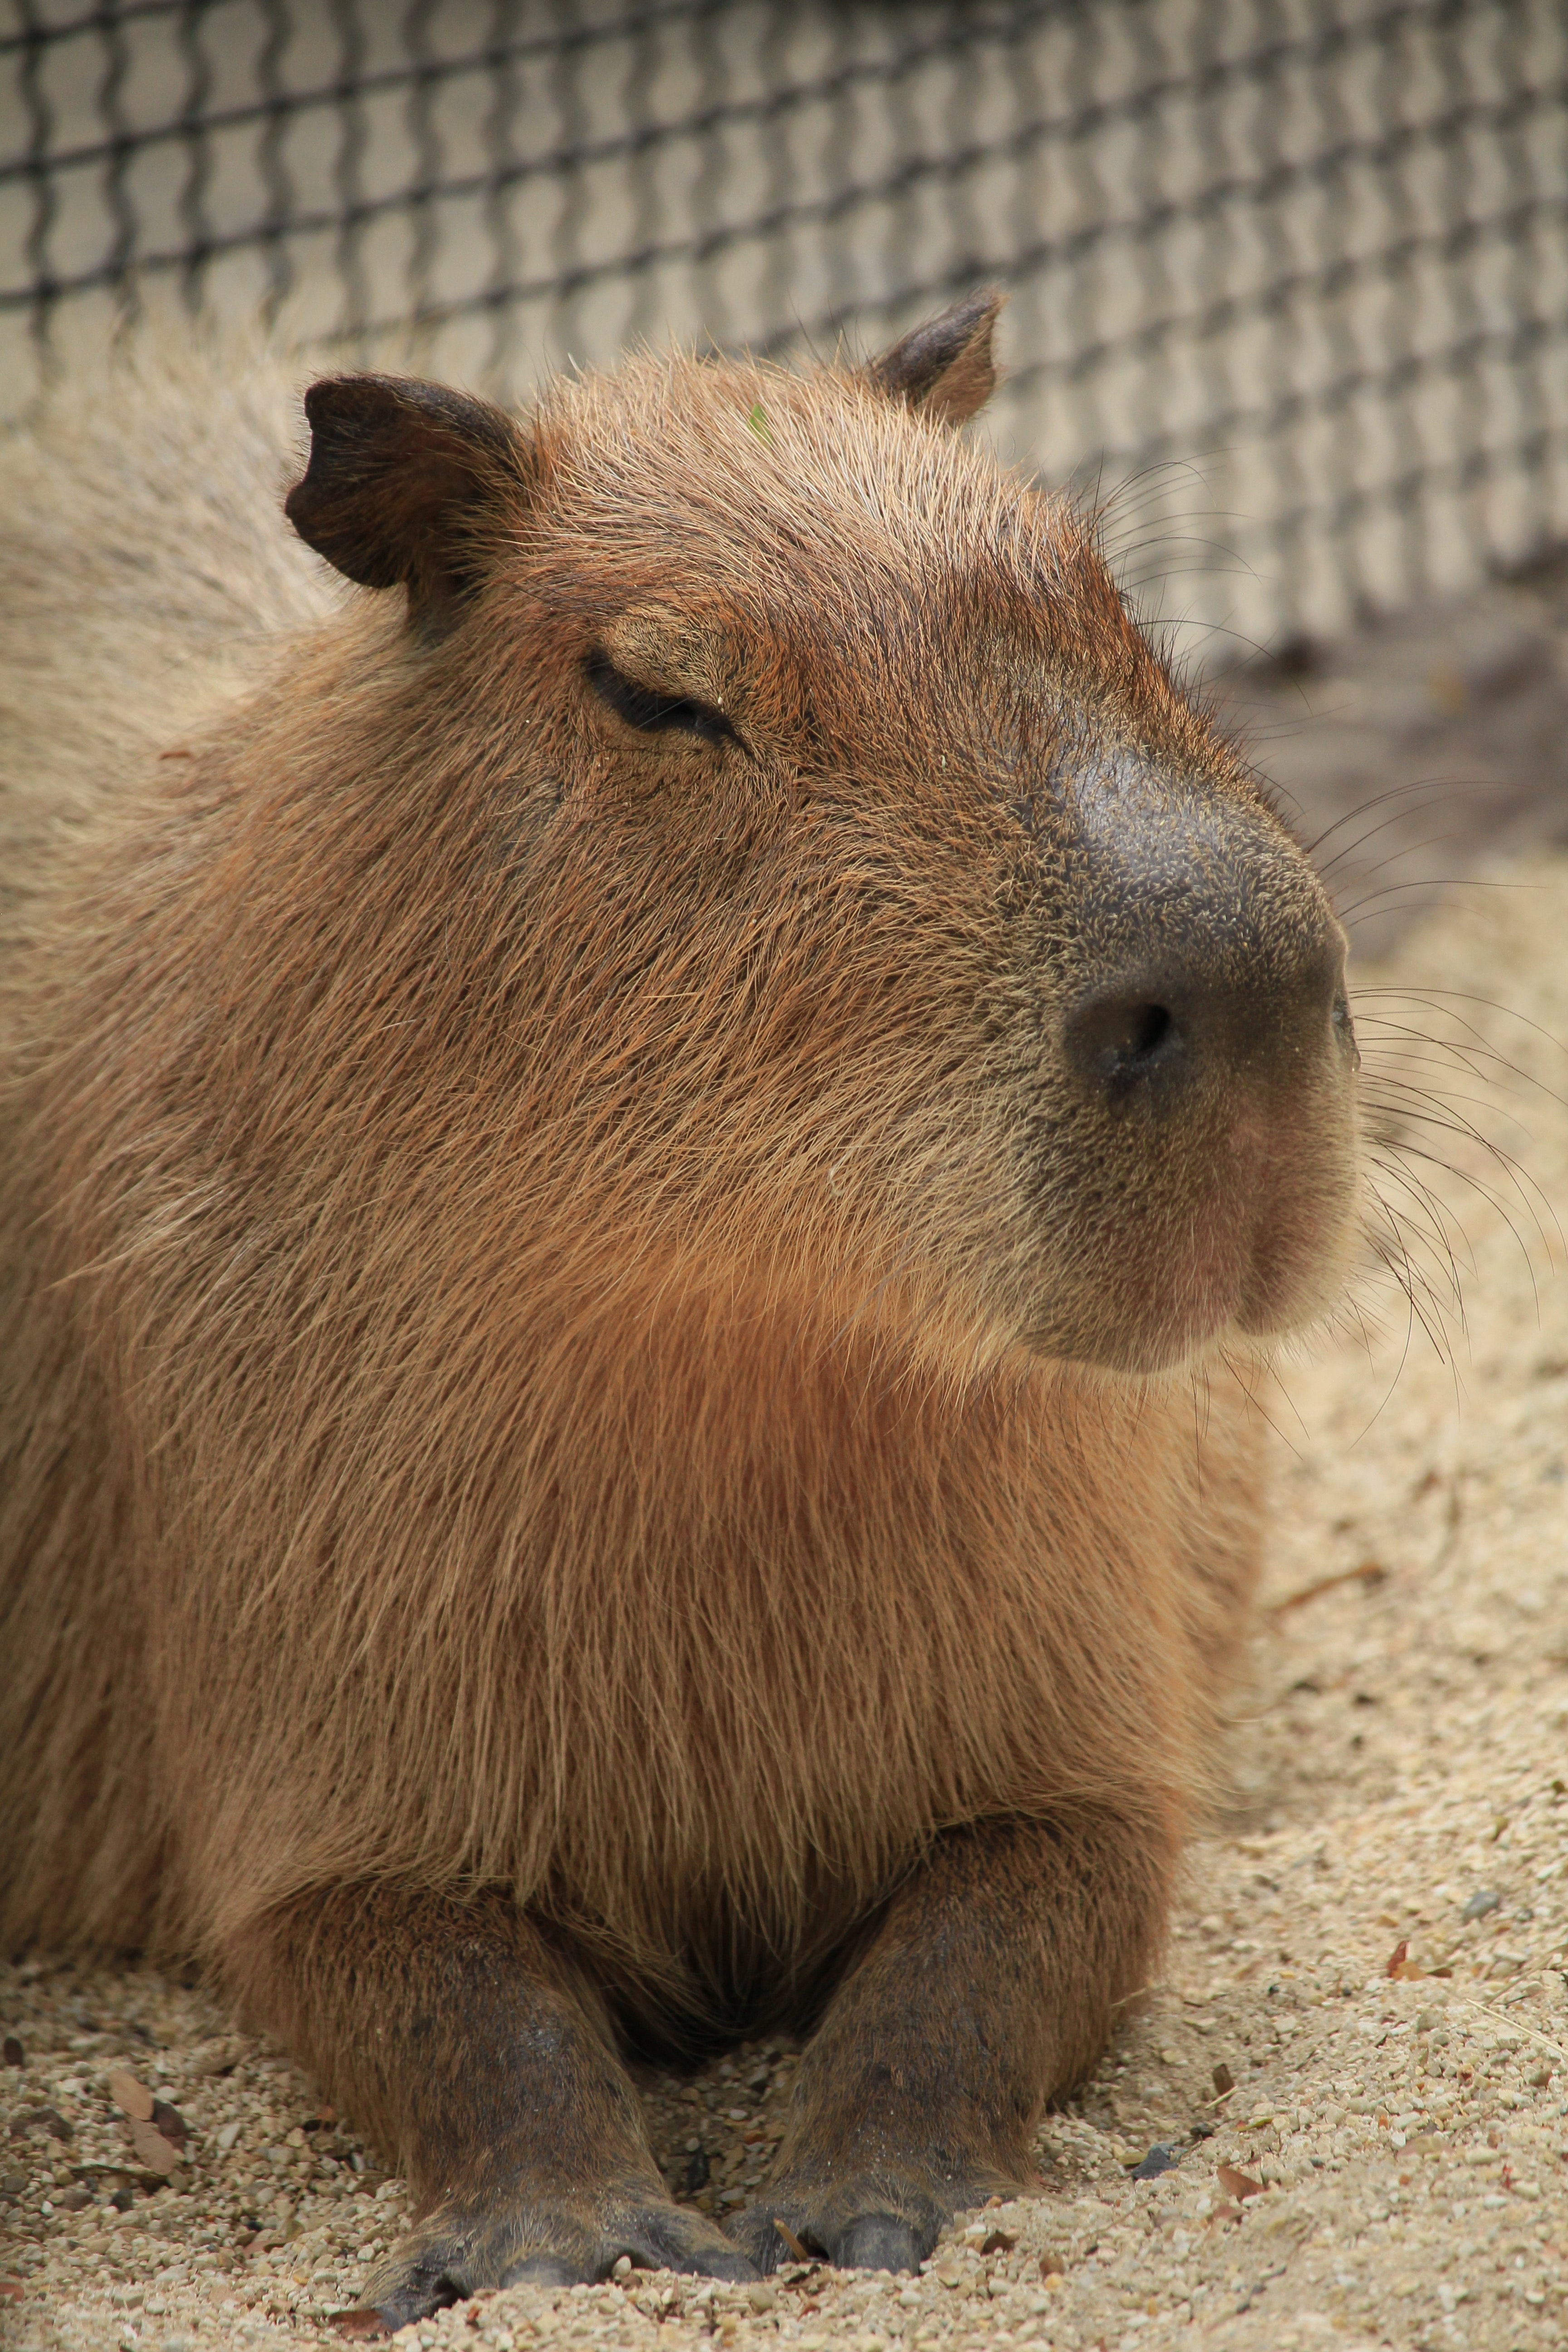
[
  {"left": 865, "top": 289, "right": 1004, "bottom": 425},
  {"left": 286, "top": 374, "right": 532, "bottom": 631}
]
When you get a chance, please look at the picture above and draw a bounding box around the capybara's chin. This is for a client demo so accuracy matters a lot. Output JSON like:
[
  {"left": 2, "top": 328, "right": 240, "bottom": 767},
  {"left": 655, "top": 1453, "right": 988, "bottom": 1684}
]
[
  {"left": 0, "top": 291, "right": 1362, "bottom": 2319},
  {"left": 1037, "top": 1095, "right": 1363, "bottom": 1373}
]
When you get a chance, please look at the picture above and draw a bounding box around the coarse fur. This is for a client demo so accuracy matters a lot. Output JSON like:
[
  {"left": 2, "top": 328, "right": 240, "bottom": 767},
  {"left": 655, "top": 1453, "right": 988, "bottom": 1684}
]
[{"left": 0, "top": 302, "right": 1360, "bottom": 2309}]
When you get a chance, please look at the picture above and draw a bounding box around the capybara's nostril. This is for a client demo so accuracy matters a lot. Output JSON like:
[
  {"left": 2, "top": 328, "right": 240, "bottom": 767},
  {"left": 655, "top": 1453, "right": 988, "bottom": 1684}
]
[
  {"left": 1066, "top": 906, "right": 1350, "bottom": 1109},
  {"left": 1113, "top": 999, "right": 1174, "bottom": 1071},
  {"left": 1066, "top": 984, "right": 1184, "bottom": 1098}
]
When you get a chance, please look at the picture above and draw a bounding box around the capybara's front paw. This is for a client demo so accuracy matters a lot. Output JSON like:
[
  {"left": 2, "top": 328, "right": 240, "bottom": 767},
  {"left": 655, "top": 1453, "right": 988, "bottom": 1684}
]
[
  {"left": 344, "top": 2194, "right": 757, "bottom": 2331},
  {"left": 729, "top": 2170, "right": 979, "bottom": 2276}
]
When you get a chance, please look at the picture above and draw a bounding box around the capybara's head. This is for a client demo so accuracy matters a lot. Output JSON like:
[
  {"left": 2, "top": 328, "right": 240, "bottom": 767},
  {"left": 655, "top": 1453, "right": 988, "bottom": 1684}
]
[{"left": 284, "top": 292, "right": 1359, "bottom": 1379}]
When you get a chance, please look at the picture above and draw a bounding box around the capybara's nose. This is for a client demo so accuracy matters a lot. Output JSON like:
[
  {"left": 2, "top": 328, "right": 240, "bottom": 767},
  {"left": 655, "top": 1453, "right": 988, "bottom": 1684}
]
[
  {"left": 1063, "top": 908, "right": 1349, "bottom": 1110},
  {"left": 1058, "top": 760, "right": 1352, "bottom": 1112}
]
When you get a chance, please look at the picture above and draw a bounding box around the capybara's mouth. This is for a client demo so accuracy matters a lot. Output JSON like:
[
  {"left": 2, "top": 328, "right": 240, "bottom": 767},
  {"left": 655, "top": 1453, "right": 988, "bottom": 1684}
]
[{"left": 1019, "top": 1031, "right": 1362, "bottom": 1376}]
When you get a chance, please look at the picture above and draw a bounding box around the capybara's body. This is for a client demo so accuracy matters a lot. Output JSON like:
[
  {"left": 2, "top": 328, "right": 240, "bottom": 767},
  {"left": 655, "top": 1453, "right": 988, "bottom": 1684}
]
[{"left": 0, "top": 300, "right": 1361, "bottom": 2317}]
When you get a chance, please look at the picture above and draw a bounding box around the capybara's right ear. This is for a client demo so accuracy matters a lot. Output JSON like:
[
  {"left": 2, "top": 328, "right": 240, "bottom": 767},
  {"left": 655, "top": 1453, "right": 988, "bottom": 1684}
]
[
  {"left": 286, "top": 374, "right": 532, "bottom": 632},
  {"left": 865, "top": 289, "right": 1004, "bottom": 425}
]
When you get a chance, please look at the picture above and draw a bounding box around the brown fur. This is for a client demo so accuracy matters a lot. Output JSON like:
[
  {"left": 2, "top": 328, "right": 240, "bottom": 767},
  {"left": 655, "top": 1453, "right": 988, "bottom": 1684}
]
[{"left": 0, "top": 299, "right": 1359, "bottom": 2314}]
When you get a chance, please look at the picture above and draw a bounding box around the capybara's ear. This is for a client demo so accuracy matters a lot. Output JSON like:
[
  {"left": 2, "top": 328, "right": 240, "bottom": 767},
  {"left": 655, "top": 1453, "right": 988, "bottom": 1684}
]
[
  {"left": 865, "top": 289, "right": 1004, "bottom": 425},
  {"left": 286, "top": 374, "right": 532, "bottom": 629}
]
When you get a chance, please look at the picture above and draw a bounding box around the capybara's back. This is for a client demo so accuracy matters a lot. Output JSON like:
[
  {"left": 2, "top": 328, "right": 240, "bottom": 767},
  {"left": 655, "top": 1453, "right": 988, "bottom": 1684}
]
[{"left": 0, "top": 297, "right": 1362, "bottom": 2318}]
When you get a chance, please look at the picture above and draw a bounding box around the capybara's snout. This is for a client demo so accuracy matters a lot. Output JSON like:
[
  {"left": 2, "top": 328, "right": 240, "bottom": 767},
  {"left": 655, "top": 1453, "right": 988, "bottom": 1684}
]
[{"left": 1010, "top": 756, "right": 1361, "bottom": 1374}]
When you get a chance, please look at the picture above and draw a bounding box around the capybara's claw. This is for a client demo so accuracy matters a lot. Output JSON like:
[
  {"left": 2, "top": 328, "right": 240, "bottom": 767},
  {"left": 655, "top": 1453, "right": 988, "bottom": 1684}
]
[{"left": 363, "top": 2195, "right": 757, "bottom": 2325}]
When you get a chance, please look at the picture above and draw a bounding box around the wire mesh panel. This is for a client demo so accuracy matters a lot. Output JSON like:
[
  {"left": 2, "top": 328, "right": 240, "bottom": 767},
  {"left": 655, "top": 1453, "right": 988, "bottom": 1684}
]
[{"left": 3, "top": 0, "right": 1566, "bottom": 646}]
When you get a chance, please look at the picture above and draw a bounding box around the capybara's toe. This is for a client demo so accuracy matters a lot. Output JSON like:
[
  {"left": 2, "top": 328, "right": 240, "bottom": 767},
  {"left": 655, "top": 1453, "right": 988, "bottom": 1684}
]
[
  {"left": 614, "top": 2200, "right": 760, "bottom": 2282},
  {"left": 497, "top": 2252, "right": 583, "bottom": 2289},
  {"left": 829, "top": 2212, "right": 930, "bottom": 2271},
  {"left": 729, "top": 2189, "right": 941, "bottom": 2276},
  {"left": 367, "top": 2192, "right": 756, "bottom": 2321},
  {"left": 365, "top": 2235, "right": 471, "bottom": 2328}
]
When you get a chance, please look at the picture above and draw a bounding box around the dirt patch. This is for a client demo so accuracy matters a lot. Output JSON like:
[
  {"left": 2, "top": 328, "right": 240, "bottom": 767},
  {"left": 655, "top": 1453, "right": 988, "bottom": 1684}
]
[{"left": 5, "top": 855, "right": 1567, "bottom": 2352}]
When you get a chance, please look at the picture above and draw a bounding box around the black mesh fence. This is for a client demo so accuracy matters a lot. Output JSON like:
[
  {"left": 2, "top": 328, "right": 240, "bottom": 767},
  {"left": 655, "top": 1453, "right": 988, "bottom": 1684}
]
[{"left": 3, "top": 0, "right": 1566, "bottom": 646}]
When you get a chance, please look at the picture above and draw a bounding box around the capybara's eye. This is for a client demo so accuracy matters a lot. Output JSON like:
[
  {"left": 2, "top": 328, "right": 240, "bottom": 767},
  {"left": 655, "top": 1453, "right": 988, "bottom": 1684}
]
[{"left": 584, "top": 651, "right": 738, "bottom": 749}]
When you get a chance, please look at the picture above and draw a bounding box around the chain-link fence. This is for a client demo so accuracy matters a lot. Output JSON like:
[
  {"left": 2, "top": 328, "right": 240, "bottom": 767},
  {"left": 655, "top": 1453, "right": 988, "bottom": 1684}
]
[{"left": 3, "top": 0, "right": 1566, "bottom": 648}]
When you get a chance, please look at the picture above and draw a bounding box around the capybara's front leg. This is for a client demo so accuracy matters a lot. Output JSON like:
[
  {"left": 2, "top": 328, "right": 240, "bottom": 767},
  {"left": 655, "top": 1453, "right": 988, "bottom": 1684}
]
[
  {"left": 224, "top": 1886, "right": 756, "bottom": 2329},
  {"left": 732, "top": 1812, "right": 1173, "bottom": 2274}
]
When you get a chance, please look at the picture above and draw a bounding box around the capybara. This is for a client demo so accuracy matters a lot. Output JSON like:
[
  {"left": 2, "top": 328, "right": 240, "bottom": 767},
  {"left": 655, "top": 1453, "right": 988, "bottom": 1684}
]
[{"left": 0, "top": 293, "right": 1362, "bottom": 2324}]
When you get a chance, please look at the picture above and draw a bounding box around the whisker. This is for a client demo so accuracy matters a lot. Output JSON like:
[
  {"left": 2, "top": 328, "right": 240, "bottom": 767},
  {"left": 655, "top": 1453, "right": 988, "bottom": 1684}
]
[
  {"left": 1313, "top": 798, "right": 1515, "bottom": 886},
  {"left": 1338, "top": 875, "right": 1536, "bottom": 928},
  {"left": 1301, "top": 778, "right": 1512, "bottom": 863},
  {"left": 1364, "top": 1151, "right": 1468, "bottom": 1310},
  {"left": 1373, "top": 1139, "right": 1551, "bottom": 1305},
  {"left": 1352, "top": 986, "right": 1568, "bottom": 1068}
]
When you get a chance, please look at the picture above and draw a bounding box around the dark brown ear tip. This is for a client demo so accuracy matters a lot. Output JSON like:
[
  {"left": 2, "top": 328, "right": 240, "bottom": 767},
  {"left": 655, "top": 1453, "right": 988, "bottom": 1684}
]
[
  {"left": 952, "top": 286, "right": 1006, "bottom": 327},
  {"left": 301, "top": 374, "right": 370, "bottom": 425},
  {"left": 866, "top": 287, "right": 1005, "bottom": 425}
]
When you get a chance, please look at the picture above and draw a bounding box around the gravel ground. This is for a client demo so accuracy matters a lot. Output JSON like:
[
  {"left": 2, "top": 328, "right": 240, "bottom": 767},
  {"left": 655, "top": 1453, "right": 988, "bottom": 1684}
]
[{"left": 4, "top": 852, "right": 1567, "bottom": 2352}]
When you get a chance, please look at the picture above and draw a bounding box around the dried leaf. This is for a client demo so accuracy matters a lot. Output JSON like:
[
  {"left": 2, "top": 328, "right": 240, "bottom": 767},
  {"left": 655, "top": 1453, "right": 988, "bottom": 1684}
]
[
  {"left": 2, "top": 2038, "right": 21, "bottom": 2068},
  {"left": 1217, "top": 2163, "right": 1264, "bottom": 2201},
  {"left": 1206, "top": 2200, "right": 1244, "bottom": 2227},
  {"left": 1039, "top": 2253, "right": 1065, "bottom": 2279},
  {"left": 772, "top": 2218, "right": 810, "bottom": 2262},
  {"left": 1386, "top": 1940, "right": 1409, "bottom": 1976},
  {"left": 128, "top": 2118, "right": 181, "bottom": 2175},
  {"left": 328, "top": 2311, "right": 388, "bottom": 2342},
  {"left": 1211, "top": 2062, "right": 1235, "bottom": 2098},
  {"left": 108, "top": 2070, "right": 154, "bottom": 2123},
  {"left": 980, "top": 2228, "right": 1019, "bottom": 2255},
  {"left": 0, "top": 2280, "right": 23, "bottom": 2304}
]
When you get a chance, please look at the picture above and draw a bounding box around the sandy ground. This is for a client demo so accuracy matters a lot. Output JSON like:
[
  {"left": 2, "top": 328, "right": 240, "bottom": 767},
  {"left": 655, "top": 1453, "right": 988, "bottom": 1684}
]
[{"left": 4, "top": 849, "right": 1568, "bottom": 2350}]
